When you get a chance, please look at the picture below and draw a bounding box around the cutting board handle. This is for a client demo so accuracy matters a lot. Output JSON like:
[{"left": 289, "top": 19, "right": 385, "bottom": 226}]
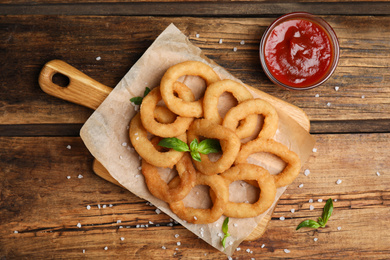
[{"left": 38, "top": 60, "right": 112, "bottom": 110}]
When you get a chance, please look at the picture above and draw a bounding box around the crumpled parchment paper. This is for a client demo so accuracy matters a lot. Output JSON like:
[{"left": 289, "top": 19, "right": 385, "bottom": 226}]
[{"left": 80, "top": 23, "right": 315, "bottom": 256}]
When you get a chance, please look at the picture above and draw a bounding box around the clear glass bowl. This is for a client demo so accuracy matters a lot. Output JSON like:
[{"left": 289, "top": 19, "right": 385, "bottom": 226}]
[{"left": 259, "top": 12, "right": 340, "bottom": 90}]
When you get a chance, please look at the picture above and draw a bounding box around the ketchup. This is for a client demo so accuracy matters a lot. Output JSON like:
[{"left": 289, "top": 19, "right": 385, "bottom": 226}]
[{"left": 264, "top": 18, "right": 333, "bottom": 88}]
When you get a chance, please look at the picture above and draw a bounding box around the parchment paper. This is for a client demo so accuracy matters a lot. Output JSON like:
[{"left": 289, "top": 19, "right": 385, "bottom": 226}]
[{"left": 80, "top": 24, "right": 315, "bottom": 256}]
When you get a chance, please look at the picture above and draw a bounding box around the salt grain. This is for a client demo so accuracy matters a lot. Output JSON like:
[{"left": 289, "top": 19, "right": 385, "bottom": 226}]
[
  {"left": 280, "top": 216, "right": 285, "bottom": 221},
  {"left": 233, "top": 47, "right": 237, "bottom": 52},
  {"left": 219, "top": 39, "right": 223, "bottom": 44},
  {"left": 102, "top": 205, "right": 106, "bottom": 208},
  {"left": 284, "top": 249, "right": 290, "bottom": 253},
  {"left": 96, "top": 56, "right": 101, "bottom": 61},
  {"left": 240, "top": 40, "right": 245, "bottom": 45},
  {"left": 195, "top": 33, "right": 200, "bottom": 38},
  {"left": 86, "top": 205, "right": 91, "bottom": 210},
  {"left": 177, "top": 242, "right": 181, "bottom": 246},
  {"left": 122, "top": 142, "right": 127, "bottom": 147},
  {"left": 335, "top": 86, "right": 339, "bottom": 91},
  {"left": 261, "top": 244, "right": 265, "bottom": 248},
  {"left": 362, "top": 95, "right": 365, "bottom": 99},
  {"left": 233, "top": 223, "right": 238, "bottom": 227},
  {"left": 236, "top": 247, "right": 241, "bottom": 251},
  {"left": 104, "top": 246, "right": 108, "bottom": 250},
  {"left": 327, "top": 102, "right": 331, "bottom": 107},
  {"left": 175, "top": 234, "right": 179, "bottom": 238},
  {"left": 298, "top": 184, "right": 304, "bottom": 188},
  {"left": 315, "top": 94, "right": 320, "bottom": 97},
  {"left": 14, "top": 230, "right": 18, "bottom": 234},
  {"left": 76, "top": 223, "right": 81, "bottom": 228},
  {"left": 67, "top": 176, "right": 71, "bottom": 179},
  {"left": 312, "top": 148, "right": 317, "bottom": 152},
  {"left": 376, "top": 171, "right": 381, "bottom": 176},
  {"left": 310, "top": 205, "right": 315, "bottom": 210},
  {"left": 194, "top": 216, "right": 198, "bottom": 220},
  {"left": 162, "top": 246, "right": 166, "bottom": 250},
  {"left": 149, "top": 221, "right": 154, "bottom": 225},
  {"left": 97, "top": 204, "right": 101, "bottom": 209},
  {"left": 337, "top": 226, "right": 342, "bottom": 230},
  {"left": 314, "top": 237, "right": 318, "bottom": 242},
  {"left": 117, "top": 220, "right": 121, "bottom": 224},
  {"left": 318, "top": 199, "right": 323, "bottom": 202},
  {"left": 83, "top": 249, "right": 85, "bottom": 253},
  {"left": 309, "top": 199, "right": 313, "bottom": 203},
  {"left": 120, "top": 237, "right": 125, "bottom": 241},
  {"left": 78, "top": 174, "right": 83, "bottom": 179},
  {"left": 155, "top": 209, "right": 161, "bottom": 214},
  {"left": 67, "top": 145, "right": 71, "bottom": 149},
  {"left": 336, "top": 179, "right": 342, "bottom": 185},
  {"left": 304, "top": 169, "right": 311, "bottom": 176},
  {"left": 229, "top": 241, "right": 233, "bottom": 246},
  {"left": 290, "top": 209, "right": 295, "bottom": 213}
]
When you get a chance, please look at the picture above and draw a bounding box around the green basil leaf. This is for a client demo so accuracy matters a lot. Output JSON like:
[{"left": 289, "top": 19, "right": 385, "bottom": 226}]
[
  {"left": 222, "top": 217, "right": 229, "bottom": 234},
  {"left": 198, "top": 139, "right": 221, "bottom": 155},
  {"left": 296, "top": 219, "right": 321, "bottom": 230},
  {"left": 143, "top": 87, "right": 151, "bottom": 97},
  {"left": 322, "top": 198, "right": 333, "bottom": 224},
  {"left": 190, "top": 139, "right": 199, "bottom": 152},
  {"left": 191, "top": 151, "right": 201, "bottom": 162},
  {"left": 317, "top": 217, "right": 325, "bottom": 227},
  {"left": 158, "top": 138, "right": 190, "bottom": 152},
  {"left": 221, "top": 233, "right": 230, "bottom": 249},
  {"left": 130, "top": 96, "right": 143, "bottom": 105}
]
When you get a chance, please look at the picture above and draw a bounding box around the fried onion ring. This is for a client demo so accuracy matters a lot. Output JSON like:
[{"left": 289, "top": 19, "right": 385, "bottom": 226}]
[
  {"left": 141, "top": 84, "right": 195, "bottom": 137},
  {"left": 129, "top": 113, "right": 186, "bottom": 168},
  {"left": 187, "top": 119, "right": 240, "bottom": 175},
  {"left": 210, "top": 163, "right": 276, "bottom": 218},
  {"left": 168, "top": 172, "right": 228, "bottom": 224},
  {"left": 203, "top": 79, "right": 258, "bottom": 138},
  {"left": 235, "top": 139, "right": 301, "bottom": 188},
  {"left": 223, "top": 99, "right": 279, "bottom": 140},
  {"left": 160, "top": 61, "right": 220, "bottom": 118},
  {"left": 142, "top": 150, "right": 196, "bottom": 203}
]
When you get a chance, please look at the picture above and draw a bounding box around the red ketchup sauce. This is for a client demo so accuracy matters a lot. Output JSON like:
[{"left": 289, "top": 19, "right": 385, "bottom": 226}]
[{"left": 264, "top": 18, "right": 333, "bottom": 88}]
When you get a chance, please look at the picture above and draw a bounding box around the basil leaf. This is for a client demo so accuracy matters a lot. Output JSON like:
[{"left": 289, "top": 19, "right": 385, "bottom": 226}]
[
  {"left": 322, "top": 198, "right": 333, "bottom": 224},
  {"left": 191, "top": 151, "right": 201, "bottom": 162},
  {"left": 130, "top": 96, "right": 143, "bottom": 105},
  {"left": 296, "top": 219, "right": 321, "bottom": 230},
  {"left": 222, "top": 217, "right": 229, "bottom": 234},
  {"left": 198, "top": 139, "right": 221, "bottom": 155},
  {"left": 221, "top": 233, "right": 230, "bottom": 249},
  {"left": 158, "top": 138, "right": 190, "bottom": 152},
  {"left": 317, "top": 217, "right": 325, "bottom": 227},
  {"left": 190, "top": 139, "right": 199, "bottom": 152},
  {"left": 143, "top": 87, "right": 151, "bottom": 97}
]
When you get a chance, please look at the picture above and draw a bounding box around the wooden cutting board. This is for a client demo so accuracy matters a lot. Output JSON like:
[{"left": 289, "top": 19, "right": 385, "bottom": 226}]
[{"left": 38, "top": 59, "right": 311, "bottom": 241}]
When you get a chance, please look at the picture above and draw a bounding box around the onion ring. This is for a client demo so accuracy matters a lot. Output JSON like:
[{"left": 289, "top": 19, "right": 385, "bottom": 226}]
[
  {"left": 235, "top": 138, "right": 301, "bottom": 188},
  {"left": 223, "top": 99, "right": 278, "bottom": 140},
  {"left": 187, "top": 119, "right": 240, "bottom": 175},
  {"left": 203, "top": 79, "right": 257, "bottom": 139},
  {"left": 142, "top": 149, "right": 196, "bottom": 203},
  {"left": 168, "top": 172, "right": 228, "bottom": 224},
  {"left": 141, "top": 83, "right": 195, "bottom": 137},
  {"left": 210, "top": 163, "right": 276, "bottom": 218},
  {"left": 129, "top": 113, "right": 186, "bottom": 168},
  {"left": 160, "top": 61, "right": 220, "bottom": 118}
]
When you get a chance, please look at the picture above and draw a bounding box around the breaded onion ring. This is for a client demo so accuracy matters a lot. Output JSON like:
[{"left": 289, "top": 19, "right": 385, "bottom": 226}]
[
  {"left": 203, "top": 79, "right": 258, "bottom": 138},
  {"left": 223, "top": 98, "right": 279, "bottom": 140},
  {"left": 129, "top": 113, "right": 186, "bottom": 168},
  {"left": 141, "top": 83, "right": 195, "bottom": 137},
  {"left": 235, "top": 139, "right": 301, "bottom": 188},
  {"left": 210, "top": 163, "right": 276, "bottom": 218},
  {"left": 187, "top": 119, "right": 240, "bottom": 175},
  {"left": 160, "top": 61, "right": 220, "bottom": 118},
  {"left": 142, "top": 151, "right": 196, "bottom": 203},
  {"left": 169, "top": 172, "right": 228, "bottom": 224}
]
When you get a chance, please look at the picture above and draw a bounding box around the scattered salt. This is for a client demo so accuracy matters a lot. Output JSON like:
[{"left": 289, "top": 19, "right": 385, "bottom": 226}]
[
  {"left": 309, "top": 199, "right": 313, "bottom": 203},
  {"left": 155, "top": 209, "right": 161, "bottom": 214},
  {"left": 298, "top": 184, "right": 304, "bottom": 188},
  {"left": 337, "top": 226, "right": 342, "bottom": 230},
  {"left": 67, "top": 176, "right": 71, "bottom": 179},
  {"left": 312, "top": 148, "right": 317, "bottom": 152},
  {"left": 117, "top": 220, "right": 121, "bottom": 224},
  {"left": 83, "top": 249, "right": 85, "bottom": 253},
  {"left": 102, "top": 205, "right": 106, "bottom": 208},
  {"left": 233, "top": 47, "right": 237, "bottom": 52},
  {"left": 290, "top": 209, "right": 295, "bottom": 213},
  {"left": 66, "top": 145, "right": 71, "bottom": 149},
  {"left": 304, "top": 169, "right": 310, "bottom": 176},
  {"left": 280, "top": 216, "right": 285, "bottom": 221},
  {"left": 240, "top": 40, "right": 245, "bottom": 45},
  {"left": 14, "top": 230, "right": 18, "bottom": 234},
  {"left": 261, "top": 244, "right": 265, "bottom": 248},
  {"left": 336, "top": 179, "right": 342, "bottom": 185},
  {"left": 314, "top": 237, "right": 318, "bottom": 242},
  {"left": 315, "top": 94, "right": 320, "bottom": 97},
  {"left": 86, "top": 205, "right": 91, "bottom": 210},
  {"left": 284, "top": 249, "right": 290, "bottom": 253},
  {"left": 122, "top": 142, "right": 127, "bottom": 147},
  {"left": 120, "top": 237, "right": 125, "bottom": 241},
  {"left": 162, "top": 246, "right": 166, "bottom": 250},
  {"left": 327, "top": 102, "right": 331, "bottom": 107},
  {"left": 78, "top": 174, "right": 83, "bottom": 179},
  {"left": 195, "top": 33, "right": 199, "bottom": 38},
  {"left": 177, "top": 242, "right": 181, "bottom": 246},
  {"left": 219, "top": 39, "right": 223, "bottom": 44},
  {"left": 362, "top": 95, "right": 365, "bottom": 99},
  {"left": 77, "top": 223, "right": 81, "bottom": 228},
  {"left": 96, "top": 56, "right": 101, "bottom": 61},
  {"left": 175, "top": 234, "right": 179, "bottom": 238},
  {"left": 318, "top": 199, "right": 323, "bottom": 202},
  {"left": 236, "top": 247, "right": 241, "bottom": 251},
  {"left": 104, "top": 246, "right": 108, "bottom": 250},
  {"left": 194, "top": 216, "right": 197, "bottom": 220},
  {"left": 233, "top": 223, "right": 238, "bottom": 227},
  {"left": 310, "top": 205, "right": 315, "bottom": 211},
  {"left": 376, "top": 171, "right": 381, "bottom": 176},
  {"left": 335, "top": 86, "right": 339, "bottom": 91}
]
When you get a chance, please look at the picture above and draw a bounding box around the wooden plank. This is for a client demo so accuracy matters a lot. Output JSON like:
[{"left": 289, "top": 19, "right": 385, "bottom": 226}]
[
  {"left": 1, "top": 15, "right": 390, "bottom": 126},
  {"left": 1, "top": 2, "right": 390, "bottom": 16},
  {"left": 0, "top": 133, "right": 389, "bottom": 258}
]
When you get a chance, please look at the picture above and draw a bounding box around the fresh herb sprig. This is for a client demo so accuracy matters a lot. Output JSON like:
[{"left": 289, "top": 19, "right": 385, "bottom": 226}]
[
  {"left": 130, "top": 87, "right": 151, "bottom": 105},
  {"left": 221, "top": 217, "right": 230, "bottom": 249},
  {"left": 158, "top": 137, "right": 221, "bottom": 162},
  {"left": 296, "top": 198, "right": 333, "bottom": 230}
]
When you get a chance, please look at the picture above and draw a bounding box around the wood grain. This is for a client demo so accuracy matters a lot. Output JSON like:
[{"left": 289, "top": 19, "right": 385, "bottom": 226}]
[
  {"left": 1, "top": 134, "right": 389, "bottom": 259},
  {"left": 1, "top": 15, "right": 390, "bottom": 128}
]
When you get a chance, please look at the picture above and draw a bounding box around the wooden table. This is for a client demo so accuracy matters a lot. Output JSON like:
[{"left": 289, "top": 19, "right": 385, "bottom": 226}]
[{"left": 1, "top": 1, "right": 390, "bottom": 259}]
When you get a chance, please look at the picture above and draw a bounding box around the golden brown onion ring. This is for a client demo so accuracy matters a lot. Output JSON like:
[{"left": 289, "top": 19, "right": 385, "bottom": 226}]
[
  {"left": 141, "top": 84, "right": 194, "bottom": 137},
  {"left": 129, "top": 113, "right": 186, "bottom": 169},
  {"left": 142, "top": 150, "right": 196, "bottom": 203},
  {"left": 210, "top": 163, "right": 276, "bottom": 218},
  {"left": 223, "top": 98, "right": 278, "bottom": 140},
  {"left": 203, "top": 79, "right": 258, "bottom": 139},
  {"left": 187, "top": 119, "right": 240, "bottom": 175},
  {"left": 168, "top": 172, "right": 228, "bottom": 224},
  {"left": 235, "top": 138, "right": 301, "bottom": 188},
  {"left": 160, "top": 61, "right": 220, "bottom": 118}
]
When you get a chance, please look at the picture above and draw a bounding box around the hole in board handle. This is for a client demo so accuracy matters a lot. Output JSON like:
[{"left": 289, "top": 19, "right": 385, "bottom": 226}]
[{"left": 52, "top": 73, "right": 70, "bottom": 88}]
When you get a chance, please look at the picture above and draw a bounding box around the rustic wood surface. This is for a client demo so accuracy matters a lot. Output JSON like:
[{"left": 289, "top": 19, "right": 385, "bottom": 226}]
[{"left": 1, "top": 1, "right": 390, "bottom": 259}]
